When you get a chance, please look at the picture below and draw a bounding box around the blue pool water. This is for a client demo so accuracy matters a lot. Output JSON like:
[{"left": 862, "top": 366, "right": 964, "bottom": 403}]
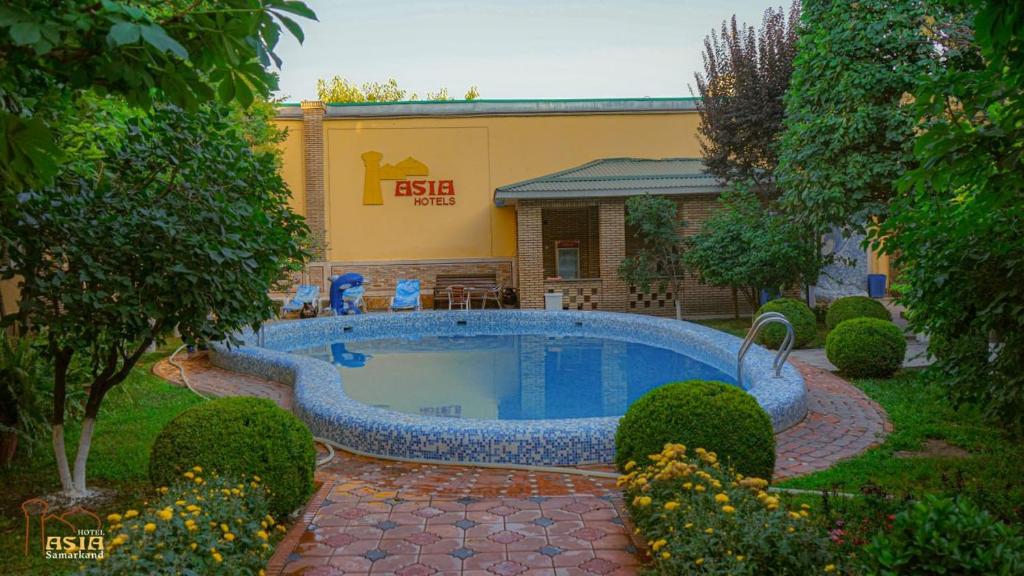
[{"left": 289, "top": 334, "right": 736, "bottom": 420}]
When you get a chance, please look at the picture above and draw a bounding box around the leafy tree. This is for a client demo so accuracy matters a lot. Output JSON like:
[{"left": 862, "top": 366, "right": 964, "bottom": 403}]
[
  {"left": 0, "top": 0, "right": 316, "bottom": 191},
  {"left": 619, "top": 195, "right": 688, "bottom": 320},
  {"left": 685, "top": 188, "right": 818, "bottom": 316},
  {"left": 871, "top": 1, "right": 1024, "bottom": 428},
  {"left": 689, "top": 3, "right": 816, "bottom": 309},
  {"left": 693, "top": 3, "right": 799, "bottom": 204},
  {"left": 776, "top": 0, "right": 940, "bottom": 233},
  {"left": 3, "top": 101, "right": 308, "bottom": 496},
  {"left": 316, "top": 76, "right": 481, "bottom": 102}
]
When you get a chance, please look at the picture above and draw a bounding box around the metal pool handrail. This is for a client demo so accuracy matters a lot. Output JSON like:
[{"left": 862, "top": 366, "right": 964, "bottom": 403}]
[{"left": 737, "top": 312, "right": 795, "bottom": 387}]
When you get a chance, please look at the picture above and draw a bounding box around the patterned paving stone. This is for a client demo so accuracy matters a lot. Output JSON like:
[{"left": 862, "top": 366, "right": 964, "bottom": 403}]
[
  {"left": 487, "top": 560, "right": 528, "bottom": 576},
  {"left": 155, "top": 348, "right": 890, "bottom": 576}
]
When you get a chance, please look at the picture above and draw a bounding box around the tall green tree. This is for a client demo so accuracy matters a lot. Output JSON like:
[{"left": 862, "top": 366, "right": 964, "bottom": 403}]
[
  {"left": 694, "top": 3, "right": 799, "bottom": 204},
  {"left": 685, "top": 188, "right": 819, "bottom": 317},
  {"left": 316, "top": 76, "right": 480, "bottom": 103},
  {"left": 0, "top": 0, "right": 316, "bottom": 192},
  {"left": 776, "top": 0, "right": 938, "bottom": 233},
  {"left": 619, "top": 195, "right": 688, "bottom": 320},
  {"left": 689, "top": 3, "right": 817, "bottom": 309},
  {"left": 4, "top": 101, "right": 308, "bottom": 496},
  {"left": 872, "top": 1, "right": 1024, "bottom": 428}
]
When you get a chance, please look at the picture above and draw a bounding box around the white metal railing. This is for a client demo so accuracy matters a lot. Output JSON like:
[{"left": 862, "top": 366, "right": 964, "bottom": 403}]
[{"left": 736, "top": 312, "right": 794, "bottom": 387}]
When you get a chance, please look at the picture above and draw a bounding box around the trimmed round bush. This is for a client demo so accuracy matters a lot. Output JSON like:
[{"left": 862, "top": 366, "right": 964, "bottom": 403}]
[
  {"left": 614, "top": 380, "right": 776, "bottom": 480},
  {"left": 825, "top": 317, "right": 907, "bottom": 378},
  {"left": 825, "top": 295, "right": 892, "bottom": 330},
  {"left": 150, "top": 397, "right": 316, "bottom": 516},
  {"left": 755, "top": 297, "right": 817, "bottom": 349}
]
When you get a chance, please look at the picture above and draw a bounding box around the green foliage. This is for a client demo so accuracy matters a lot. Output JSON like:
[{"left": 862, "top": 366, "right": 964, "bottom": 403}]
[
  {"left": 615, "top": 381, "right": 775, "bottom": 480},
  {"left": 778, "top": 371, "right": 1024, "bottom": 526},
  {"left": 149, "top": 397, "right": 315, "bottom": 517},
  {"left": 694, "top": 4, "right": 799, "bottom": 203},
  {"left": 686, "top": 188, "right": 819, "bottom": 315},
  {"left": 619, "top": 195, "right": 688, "bottom": 319},
  {"left": 777, "top": 0, "right": 941, "bottom": 233},
  {"left": 0, "top": 0, "right": 316, "bottom": 190},
  {"left": 621, "top": 443, "right": 838, "bottom": 575},
  {"left": 4, "top": 100, "right": 308, "bottom": 493},
  {"left": 870, "top": 1, "right": 1024, "bottom": 430},
  {"left": 755, "top": 298, "right": 816, "bottom": 349},
  {"left": 82, "top": 472, "right": 286, "bottom": 575},
  {"left": 826, "top": 318, "right": 906, "bottom": 378},
  {"left": 862, "top": 496, "right": 1024, "bottom": 575},
  {"left": 825, "top": 296, "right": 892, "bottom": 330},
  {"left": 316, "top": 76, "right": 481, "bottom": 103},
  {"left": 0, "top": 335, "right": 49, "bottom": 455}
]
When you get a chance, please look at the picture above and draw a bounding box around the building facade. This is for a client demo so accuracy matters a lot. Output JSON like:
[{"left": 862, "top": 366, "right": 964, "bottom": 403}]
[{"left": 274, "top": 98, "right": 889, "bottom": 317}]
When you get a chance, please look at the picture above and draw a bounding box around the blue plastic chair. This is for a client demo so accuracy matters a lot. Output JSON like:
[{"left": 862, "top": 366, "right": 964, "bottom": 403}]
[
  {"left": 389, "top": 279, "right": 421, "bottom": 312},
  {"left": 282, "top": 284, "right": 320, "bottom": 316}
]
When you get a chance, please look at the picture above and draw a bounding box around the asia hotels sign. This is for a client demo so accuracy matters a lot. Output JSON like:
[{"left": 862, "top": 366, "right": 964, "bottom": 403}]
[{"left": 361, "top": 151, "right": 456, "bottom": 207}]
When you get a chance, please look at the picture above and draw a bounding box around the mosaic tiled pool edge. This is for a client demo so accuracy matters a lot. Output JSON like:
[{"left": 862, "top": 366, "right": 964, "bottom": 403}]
[{"left": 210, "top": 311, "right": 807, "bottom": 466}]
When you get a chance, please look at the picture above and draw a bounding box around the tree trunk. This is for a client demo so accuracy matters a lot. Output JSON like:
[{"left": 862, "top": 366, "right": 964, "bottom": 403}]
[
  {"left": 71, "top": 418, "right": 96, "bottom": 495},
  {"left": 52, "top": 424, "right": 74, "bottom": 493},
  {"left": 50, "top": 348, "right": 74, "bottom": 493}
]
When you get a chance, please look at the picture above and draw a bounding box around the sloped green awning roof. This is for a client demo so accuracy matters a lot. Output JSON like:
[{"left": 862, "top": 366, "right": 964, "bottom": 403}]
[{"left": 493, "top": 158, "right": 727, "bottom": 205}]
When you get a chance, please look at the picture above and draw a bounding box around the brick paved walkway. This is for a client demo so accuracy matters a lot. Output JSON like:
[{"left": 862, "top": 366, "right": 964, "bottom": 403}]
[{"left": 152, "top": 353, "right": 890, "bottom": 575}]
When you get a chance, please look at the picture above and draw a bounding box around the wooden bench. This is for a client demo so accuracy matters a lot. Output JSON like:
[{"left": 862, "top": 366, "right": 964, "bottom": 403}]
[{"left": 433, "top": 273, "right": 500, "bottom": 309}]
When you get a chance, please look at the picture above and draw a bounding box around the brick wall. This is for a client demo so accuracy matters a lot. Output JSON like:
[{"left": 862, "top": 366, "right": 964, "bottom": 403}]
[
  {"left": 300, "top": 101, "right": 326, "bottom": 259},
  {"left": 621, "top": 194, "right": 757, "bottom": 318},
  {"left": 540, "top": 206, "right": 600, "bottom": 278},
  {"left": 275, "top": 258, "right": 514, "bottom": 310},
  {"left": 516, "top": 202, "right": 545, "bottom": 309}
]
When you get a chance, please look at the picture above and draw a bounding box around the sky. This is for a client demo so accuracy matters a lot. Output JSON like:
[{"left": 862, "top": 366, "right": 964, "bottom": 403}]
[{"left": 272, "top": 0, "right": 784, "bottom": 102}]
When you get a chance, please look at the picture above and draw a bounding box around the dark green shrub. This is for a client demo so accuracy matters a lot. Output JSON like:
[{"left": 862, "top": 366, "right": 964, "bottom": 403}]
[
  {"left": 150, "top": 397, "right": 316, "bottom": 516},
  {"left": 755, "top": 297, "right": 817, "bottom": 349},
  {"left": 614, "top": 380, "right": 775, "bottom": 480},
  {"left": 863, "top": 496, "right": 1024, "bottom": 575},
  {"left": 826, "top": 295, "right": 892, "bottom": 330},
  {"left": 826, "top": 318, "right": 906, "bottom": 378}
]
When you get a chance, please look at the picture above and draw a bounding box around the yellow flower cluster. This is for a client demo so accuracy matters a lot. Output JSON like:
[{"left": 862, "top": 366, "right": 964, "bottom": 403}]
[
  {"left": 620, "top": 444, "right": 836, "bottom": 573},
  {"left": 90, "top": 468, "right": 279, "bottom": 575}
]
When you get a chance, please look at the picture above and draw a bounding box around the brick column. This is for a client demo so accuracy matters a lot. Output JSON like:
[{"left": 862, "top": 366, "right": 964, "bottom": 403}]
[
  {"left": 516, "top": 201, "right": 545, "bottom": 309},
  {"left": 300, "top": 100, "right": 327, "bottom": 259},
  {"left": 599, "top": 200, "right": 628, "bottom": 311}
]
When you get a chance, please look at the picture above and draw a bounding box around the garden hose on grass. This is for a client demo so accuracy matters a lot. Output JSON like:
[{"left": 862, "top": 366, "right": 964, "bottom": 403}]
[
  {"left": 168, "top": 344, "right": 210, "bottom": 400},
  {"left": 167, "top": 346, "right": 851, "bottom": 497}
]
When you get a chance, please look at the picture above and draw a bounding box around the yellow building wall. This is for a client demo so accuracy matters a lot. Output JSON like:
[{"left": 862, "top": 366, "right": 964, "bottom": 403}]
[
  {"left": 274, "top": 120, "right": 305, "bottom": 216},
  {"left": 290, "top": 112, "right": 703, "bottom": 262}
]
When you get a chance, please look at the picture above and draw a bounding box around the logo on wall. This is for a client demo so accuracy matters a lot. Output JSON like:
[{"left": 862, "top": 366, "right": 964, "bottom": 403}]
[{"left": 361, "top": 151, "right": 456, "bottom": 207}]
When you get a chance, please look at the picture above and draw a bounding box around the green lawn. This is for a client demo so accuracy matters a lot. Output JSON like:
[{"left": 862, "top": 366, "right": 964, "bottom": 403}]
[
  {"left": 0, "top": 349, "right": 202, "bottom": 575},
  {"left": 779, "top": 370, "right": 1024, "bottom": 524},
  {"left": 695, "top": 316, "right": 830, "bottom": 348}
]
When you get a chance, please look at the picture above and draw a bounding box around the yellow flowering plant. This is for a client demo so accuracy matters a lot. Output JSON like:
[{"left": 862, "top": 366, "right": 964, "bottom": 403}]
[
  {"left": 620, "top": 444, "right": 841, "bottom": 575},
  {"left": 82, "top": 468, "right": 286, "bottom": 575}
]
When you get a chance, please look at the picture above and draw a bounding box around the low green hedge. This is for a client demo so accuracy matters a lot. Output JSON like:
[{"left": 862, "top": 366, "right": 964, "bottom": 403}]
[
  {"left": 825, "top": 317, "right": 906, "bottom": 378},
  {"left": 863, "top": 496, "right": 1024, "bottom": 574},
  {"left": 614, "top": 380, "right": 775, "bottom": 480},
  {"left": 149, "top": 397, "right": 316, "bottom": 516},
  {"left": 825, "top": 296, "right": 892, "bottom": 330},
  {"left": 755, "top": 298, "right": 817, "bottom": 349}
]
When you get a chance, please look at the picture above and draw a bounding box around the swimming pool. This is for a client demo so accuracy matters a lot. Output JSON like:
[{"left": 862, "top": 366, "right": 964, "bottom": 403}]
[
  {"left": 211, "top": 310, "right": 806, "bottom": 466},
  {"left": 289, "top": 334, "right": 737, "bottom": 420}
]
